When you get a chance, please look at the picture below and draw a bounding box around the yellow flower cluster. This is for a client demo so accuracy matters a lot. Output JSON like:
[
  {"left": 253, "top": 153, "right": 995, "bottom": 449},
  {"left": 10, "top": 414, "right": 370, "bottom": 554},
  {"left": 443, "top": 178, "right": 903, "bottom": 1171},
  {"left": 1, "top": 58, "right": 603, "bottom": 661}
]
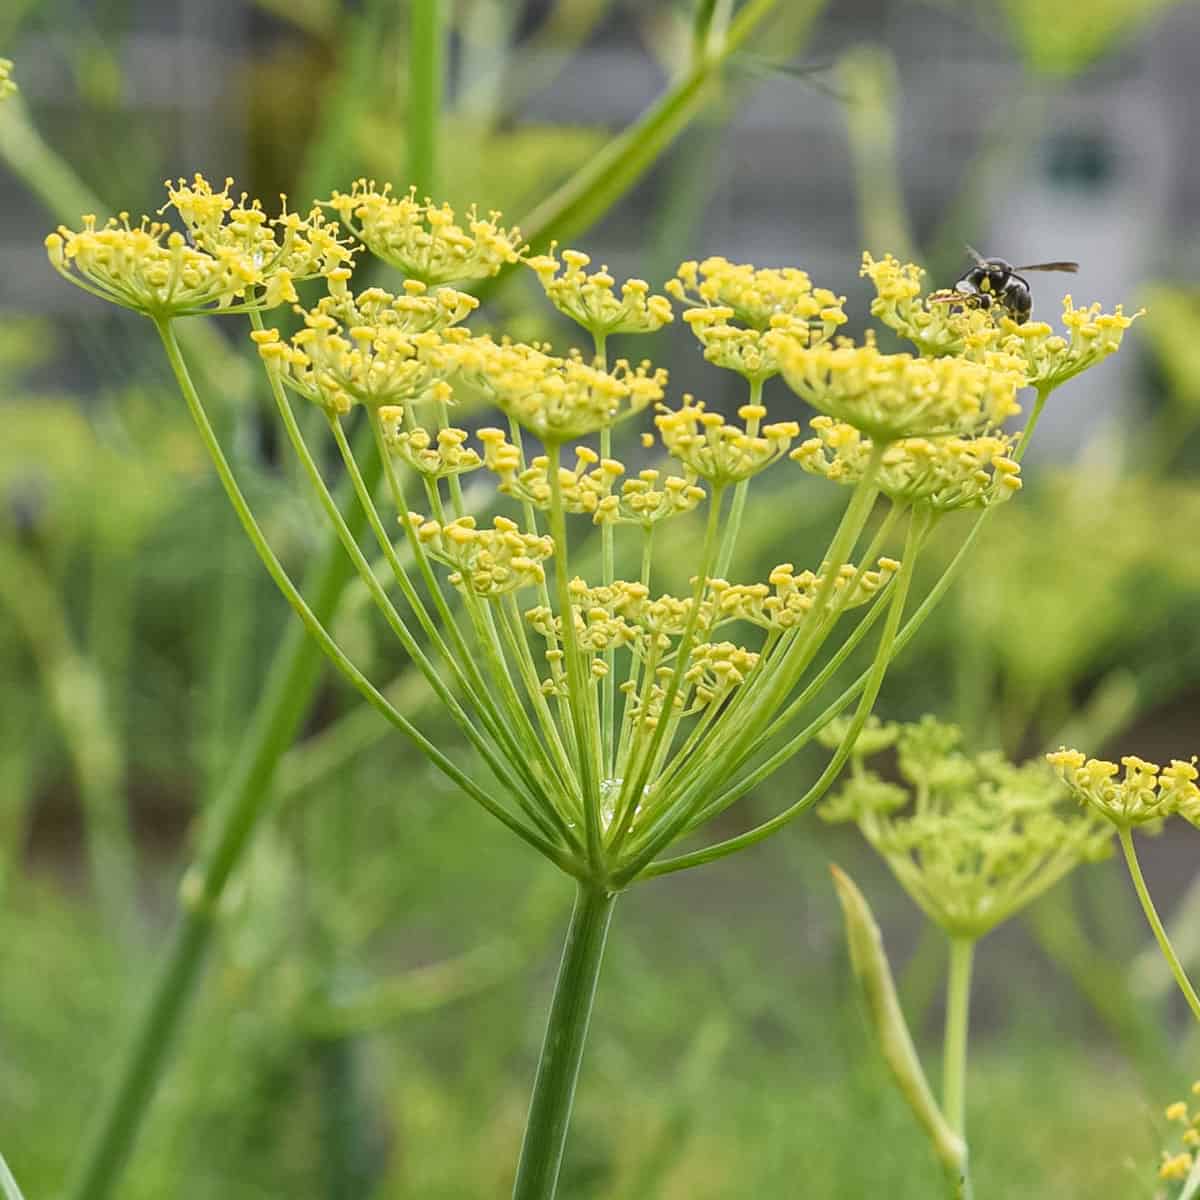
[
  {"left": 458, "top": 339, "right": 667, "bottom": 441},
  {"left": 1046, "top": 749, "right": 1200, "bottom": 828},
  {"left": 45, "top": 176, "right": 353, "bottom": 319},
  {"left": 653, "top": 398, "right": 799, "bottom": 486},
  {"left": 999, "top": 297, "right": 1141, "bottom": 389},
  {"left": 1159, "top": 1084, "right": 1200, "bottom": 1182},
  {"left": 252, "top": 305, "right": 463, "bottom": 414},
  {"left": 525, "top": 246, "right": 673, "bottom": 337},
  {"left": 164, "top": 174, "right": 354, "bottom": 282},
  {"left": 0, "top": 58, "right": 15, "bottom": 101},
  {"left": 668, "top": 257, "right": 847, "bottom": 384},
  {"left": 478, "top": 429, "right": 624, "bottom": 515},
  {"left": 378, "top": 411, "right": 482, "bottom": 478},
  {"left": 860, "top": 252, "right": 1142, "bottom": 390},
  {"left": 709, "top": 558, "right": 899, "bottom": 631},
  {"left": 770, "top": 333, "right": 1024, "bottom": 442},
  {"left": 322, "top": 270, "right": 478, "bottom": 333},
  {"left": 595, "top": 468, "right": 706, "bottom": 528},
  {"left": 668, "top": 257, "right": 847, "bottom": 331},
  {"left": 413, "top": 514, "right": 553, "bottom": 596},
  {"left": 328, "top": 181, "right": 524, "bottom": 284},
  {"left": 792, "top": 417, "right": 1022, "bottom": 511},
  {"left": 682, "top": 642, "right": 760, "bottom": 709}
]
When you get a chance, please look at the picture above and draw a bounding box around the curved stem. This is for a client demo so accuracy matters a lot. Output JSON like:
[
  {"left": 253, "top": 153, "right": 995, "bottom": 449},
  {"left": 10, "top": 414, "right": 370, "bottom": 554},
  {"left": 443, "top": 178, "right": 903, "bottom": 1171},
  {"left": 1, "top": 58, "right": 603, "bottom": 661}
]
[
  {"left": 942, "top": 935, "right": 975, "bottom": 1138},
  {"left": 512, "top": 884, "right": 617, "bottom": 1200},
  {"left": 1118, "top": 826, "right": 1200, "bottom": 1023},
  {"left": 153, "top": 318, "right": 565, "bottom": 864}
]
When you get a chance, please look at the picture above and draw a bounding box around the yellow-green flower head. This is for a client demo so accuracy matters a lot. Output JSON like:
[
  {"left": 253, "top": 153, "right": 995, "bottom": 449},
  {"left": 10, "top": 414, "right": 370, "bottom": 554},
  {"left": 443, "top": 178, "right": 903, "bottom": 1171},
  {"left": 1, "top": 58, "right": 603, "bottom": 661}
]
[
  {"left": 683, "top": 641, "right": 760, "bottom": 710},
  {"left": 47, "top": 213, "right": 281, "bottom": 320},
  {"left": 769, "top": 332, "right": 1023, "bottom": 442},
  {"left": 667, "top": 256, "right": 847, "bottom": 333},
  {"left": 413, "top": 513, "right": 553, "bottom": 596},
  {"left": 1046, "top": 748, "right": 1200, "bottom": 829},
  {"left": 163, "top": 174, "right": 355, "bottom": 283},
  {"left": 458, "top": 338, "right": 667, "bottom": 441},
  {"left": 996, "top": 296, "right": 1142, "bottom": 389},
  {"left": 251, "top": 308, "right": 464, "bottom": 415},
  {"left": 817, "top": 714, "right": 899, "bottom": 759},
  {"left": 593, "top": 467, "right": 707, "bottom": 528},
  {"left": 824, "top": 718, "right": 1111, "bottom": 938},
  {"left": 328, "top": 180, "right": 524, "bottom": 285},
  {"left": 792, "top": 417, "right": 1022, "bottom": 512},
  {"left": 378, "top": 409, "right": 482, "bottom": 478},
  {"left": 653, "top": 396, "right": 799, "bottom": 485},
  {"left": 0, "top": 58, "right": 16, "bottom": 101},
  {"left": 709, "top": 557, "right": 900, "bottom": 632},
  {"left": 320, "top": 270, "right": 478, "bottom": 333},
  {"left": 477, "top": 428, "right": 625, "bottom": 515},
  {"left": 680, "top": 308, "right": 822, "bottom": 384},
  {"left": 525, "top": 244, "right": 673, "bottom": 337}
]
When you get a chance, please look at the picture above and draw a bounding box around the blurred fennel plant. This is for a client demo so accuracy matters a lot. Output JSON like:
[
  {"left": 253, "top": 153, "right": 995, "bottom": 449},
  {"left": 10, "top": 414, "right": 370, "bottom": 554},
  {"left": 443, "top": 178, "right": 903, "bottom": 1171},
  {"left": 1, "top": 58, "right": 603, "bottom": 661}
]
[
  {"left": 44, "top": 172, "right": 1137, "bottom": 1197},
  {"left": 827, "top": 718, "right": 1111, "bottom": 1198}
]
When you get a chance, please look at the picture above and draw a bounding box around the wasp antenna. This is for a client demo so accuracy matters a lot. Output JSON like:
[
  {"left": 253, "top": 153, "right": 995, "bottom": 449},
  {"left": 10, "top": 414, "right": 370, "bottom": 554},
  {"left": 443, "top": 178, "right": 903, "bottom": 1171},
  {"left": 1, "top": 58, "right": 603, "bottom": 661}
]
[
  {"left": 964, "top": 243, "right": 987, "bottom": 266},
  {"left": 1016, "top": 260, "right": 1079, "bottom": 273}
]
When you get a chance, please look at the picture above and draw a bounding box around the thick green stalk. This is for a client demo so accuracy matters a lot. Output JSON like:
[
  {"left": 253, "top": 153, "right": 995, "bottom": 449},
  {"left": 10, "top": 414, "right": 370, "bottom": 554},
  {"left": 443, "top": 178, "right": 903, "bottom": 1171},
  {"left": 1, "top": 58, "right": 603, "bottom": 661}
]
[
  {"left": 941, "top": 936, "right": 975, "bottom": 1137},
  {"left": 408, "top": 0, "right": 444, "bottom": 195},
  {"left": 1118, "top": 826, "right": 1200, "bottom": 1023},
  {"left": 64, "top": 414, "right": 384, "bottom": 1200},
  {"left": 512, "top": 884, "right": 617, "bottom": 1200}
]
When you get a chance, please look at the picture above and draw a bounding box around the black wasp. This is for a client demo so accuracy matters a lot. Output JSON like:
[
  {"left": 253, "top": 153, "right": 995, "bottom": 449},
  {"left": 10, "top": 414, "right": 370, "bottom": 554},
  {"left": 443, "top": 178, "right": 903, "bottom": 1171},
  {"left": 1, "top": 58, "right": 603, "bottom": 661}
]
[{"left": 937, "top": 245, "right": 1079, "bottom": 324}]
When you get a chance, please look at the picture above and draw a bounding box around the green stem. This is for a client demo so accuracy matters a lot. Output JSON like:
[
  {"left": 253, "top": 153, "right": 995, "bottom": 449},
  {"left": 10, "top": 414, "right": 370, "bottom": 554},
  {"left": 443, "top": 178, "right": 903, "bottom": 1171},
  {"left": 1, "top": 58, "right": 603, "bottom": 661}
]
[
  {"left": 512, "top": 884, "right": 617, "bottom": 1200},
  {"left": 408, "top": 0, "right": 444, "bottom": 195},
  {"left": 1118, "top": 826, "right": 1200, "bottom": 1023},
  {"left": 942, "top": 936, "right": 975, "bottom": 1139},
  {"left": 0, "top": 1145, "right": 27, "bottom": 1200}
]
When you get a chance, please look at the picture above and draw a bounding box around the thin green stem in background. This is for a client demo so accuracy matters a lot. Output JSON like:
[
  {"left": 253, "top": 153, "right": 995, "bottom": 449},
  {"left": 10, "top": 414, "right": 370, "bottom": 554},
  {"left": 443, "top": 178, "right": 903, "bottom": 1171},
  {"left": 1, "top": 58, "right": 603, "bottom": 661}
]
[
  {"left": 512, "top": 884, "right": 617, "bottom": 1200},
  {"left": 1117, "top": 826, "right": 1200, "bottom": 1024},
  {"left": 408, "top": 0, "right": 444, "bottom": 195},
  {"left": 941, "top": 935, "right": 975, "bottom": 1138}
]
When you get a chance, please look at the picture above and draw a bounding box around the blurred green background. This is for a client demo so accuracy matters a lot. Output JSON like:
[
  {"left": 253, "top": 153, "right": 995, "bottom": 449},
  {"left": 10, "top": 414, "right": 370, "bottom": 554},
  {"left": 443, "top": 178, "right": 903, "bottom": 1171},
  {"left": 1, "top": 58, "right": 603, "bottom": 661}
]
[{"left": 3, "top": 1, "right": 1200, "bottom": 1196}]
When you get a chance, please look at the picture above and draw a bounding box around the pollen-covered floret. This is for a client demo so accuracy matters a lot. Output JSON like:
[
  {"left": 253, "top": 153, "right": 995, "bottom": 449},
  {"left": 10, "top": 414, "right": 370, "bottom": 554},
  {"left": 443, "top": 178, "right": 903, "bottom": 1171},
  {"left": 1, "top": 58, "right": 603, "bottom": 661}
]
[
  {"left": 478, "top": 428, "right": 625, "bottom": 515},
  {"left": 769, "top": 332, "right": 1024, "bottom": 441},
  {"left": 251, "top": 299, "right": 464, "bottom": 414},
  {"left": 378, "top": 411, "right": 482, "bottom": 478},
  {"left": 45, "top": 176, "right": 354, "bottom": 319},
  {"left": 328, "top": 181, "right": 524, "bottom": 284},
  {"left": 709, "top": 557, "right": 900, "bottom": 631},
  {"left": 824, "top": 718, "right": 1111, "bottom": 937},
  {"left": 320, "top": 270, "right": 478, "bottom": 333},
  {"left": 792, "top": 417, "right": 1022, "bottom": 511},
  {"left": 0, "top": 58, "right": 16, "bottom": 101},
  {"left": 457, "top": 339, "right": 667, "bottom": 441},
  {"left": 525, "top": 245, "right": 673, "bottom": 337},
  {"left": 413, "top": 513, "right": 553, "bottom": 596},
  {"left": 996, "top": 296, "right": 1142, "bottom": 389},
  {"left": 1046, "top": 748, "right": 1200, "bottom": 828},
  {"left": 594, "top": 468, "right": 706, "bottom": 528},
  {"left": 164, "top": 174, "right": 355, "bottom": 282},
  {"left": 654, "top": 396, "right": 799, "bottom": 485},
  {"left": 683, "top": 642, "right": 760, "bottom": 710},
  {"left": 668, "top": 257, "right": 847, "bottom": 333}
]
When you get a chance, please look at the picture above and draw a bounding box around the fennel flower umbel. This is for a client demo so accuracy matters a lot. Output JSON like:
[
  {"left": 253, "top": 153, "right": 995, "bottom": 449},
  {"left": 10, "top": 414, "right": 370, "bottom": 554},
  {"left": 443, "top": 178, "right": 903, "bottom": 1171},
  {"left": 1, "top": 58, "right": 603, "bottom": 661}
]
[{"left": 47, "top": 178, "right": 1138, "bottom": 1198}]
